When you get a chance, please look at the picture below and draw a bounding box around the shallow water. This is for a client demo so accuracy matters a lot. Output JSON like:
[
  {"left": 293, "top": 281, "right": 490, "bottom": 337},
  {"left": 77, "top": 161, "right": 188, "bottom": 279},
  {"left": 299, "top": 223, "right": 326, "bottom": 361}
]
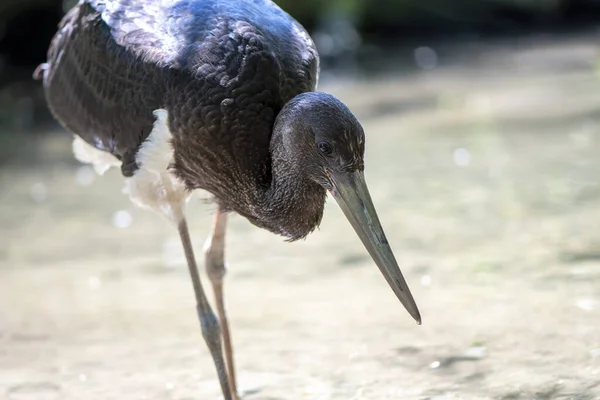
[{"left": 1, "top": 33, "right": 600, "bottom": 399}]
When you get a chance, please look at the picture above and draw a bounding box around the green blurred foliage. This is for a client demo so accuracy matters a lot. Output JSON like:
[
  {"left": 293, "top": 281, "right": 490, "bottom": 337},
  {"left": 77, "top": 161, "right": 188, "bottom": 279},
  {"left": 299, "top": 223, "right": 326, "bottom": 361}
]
[
  {"left": 274, "top": 0, "right": 564, "bottom": 29},
  {"left": 0, "top": 0, "right": 571, "bottom": 32}
]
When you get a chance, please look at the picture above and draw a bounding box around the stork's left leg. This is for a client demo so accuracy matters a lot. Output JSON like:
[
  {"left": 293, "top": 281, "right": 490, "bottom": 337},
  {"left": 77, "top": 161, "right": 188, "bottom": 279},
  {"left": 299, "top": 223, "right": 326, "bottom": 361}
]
[{"left": 204, "top": 210, "right": 238, "bottom": 399}]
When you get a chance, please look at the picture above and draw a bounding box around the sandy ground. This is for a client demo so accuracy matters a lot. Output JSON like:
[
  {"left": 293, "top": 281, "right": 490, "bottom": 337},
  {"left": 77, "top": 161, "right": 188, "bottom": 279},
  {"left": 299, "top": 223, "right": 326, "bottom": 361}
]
[{"left": 1, "top": 34, "right": 600, "bottom": 400}]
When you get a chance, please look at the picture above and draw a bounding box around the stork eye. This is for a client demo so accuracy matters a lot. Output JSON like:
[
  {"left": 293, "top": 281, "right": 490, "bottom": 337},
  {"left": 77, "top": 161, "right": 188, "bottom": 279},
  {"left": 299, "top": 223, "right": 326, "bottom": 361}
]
[{"left": 318, "top": 142, "right": 333, "bottom": 155}]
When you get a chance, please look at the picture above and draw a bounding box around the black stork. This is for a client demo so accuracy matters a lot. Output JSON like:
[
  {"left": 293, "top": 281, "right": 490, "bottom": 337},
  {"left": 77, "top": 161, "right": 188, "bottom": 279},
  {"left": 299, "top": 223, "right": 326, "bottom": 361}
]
[{"left": 36, "top": 0, "right": 421, "bottom": 398}]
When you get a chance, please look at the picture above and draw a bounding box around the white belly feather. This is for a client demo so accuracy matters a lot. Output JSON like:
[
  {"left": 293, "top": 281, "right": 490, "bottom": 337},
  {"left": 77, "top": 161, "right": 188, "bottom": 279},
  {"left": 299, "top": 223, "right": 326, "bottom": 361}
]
[{"left": 72, "top": 109, "right": 192, "bottom": 225}]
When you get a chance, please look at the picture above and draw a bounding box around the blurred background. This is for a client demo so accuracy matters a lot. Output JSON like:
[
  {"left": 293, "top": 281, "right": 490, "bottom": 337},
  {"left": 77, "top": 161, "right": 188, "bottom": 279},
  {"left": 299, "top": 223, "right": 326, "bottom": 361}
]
[{"left": 2, "top": 1, "right": 600, "bottom": 399}]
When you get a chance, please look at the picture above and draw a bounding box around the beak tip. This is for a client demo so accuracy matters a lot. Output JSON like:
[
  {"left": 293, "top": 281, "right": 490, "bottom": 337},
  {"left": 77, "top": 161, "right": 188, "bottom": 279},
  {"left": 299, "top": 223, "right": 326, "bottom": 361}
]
[
  {"left": 412, "top": 310, "right": 422, "bottom": 325},
  {"left": 401, "top": 301, "right": 422, "bottom": 325},
  {"left": 402, "top": 297, "right": 422, "bottom": 325}
]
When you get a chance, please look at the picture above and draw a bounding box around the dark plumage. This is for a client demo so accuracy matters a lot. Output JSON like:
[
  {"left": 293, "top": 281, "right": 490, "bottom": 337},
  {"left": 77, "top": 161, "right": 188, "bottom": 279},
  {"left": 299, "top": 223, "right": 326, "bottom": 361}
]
[{"left": 38, "top": 1, "right": 420, "bottom": 399}]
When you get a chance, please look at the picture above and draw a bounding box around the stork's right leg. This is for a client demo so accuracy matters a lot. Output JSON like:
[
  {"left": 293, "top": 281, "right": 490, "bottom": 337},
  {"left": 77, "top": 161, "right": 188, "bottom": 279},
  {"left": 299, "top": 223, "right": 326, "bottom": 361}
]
[
  {"left": 178, "top": 218, "right": 232, "bottom": 400},
  {"left": 204, "top": 210, "right": 239, "bottom": 399}
]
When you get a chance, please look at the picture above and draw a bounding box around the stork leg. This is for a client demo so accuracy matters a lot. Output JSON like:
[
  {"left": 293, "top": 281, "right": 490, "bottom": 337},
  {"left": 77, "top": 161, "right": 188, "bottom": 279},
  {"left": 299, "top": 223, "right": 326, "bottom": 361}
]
[
  {"left": 178, "top": 218, "right": 232, "bottom": 400},
  {"left": 204, "top": 210, "right": 239, "bottom": 399}
]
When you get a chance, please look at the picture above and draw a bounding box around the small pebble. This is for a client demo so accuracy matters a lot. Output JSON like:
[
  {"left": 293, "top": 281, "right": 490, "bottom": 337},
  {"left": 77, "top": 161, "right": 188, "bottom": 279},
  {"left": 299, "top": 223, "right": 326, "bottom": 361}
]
[
  {"left": 420, "top": 275, "right": 432, "bottom": 287},
  {"left": 112, "top": 210, "right": 133, "bottom": 229},
  {"left": 453, "top": 148, "right": 471, "bottom": 167},
  {"left": 75, "top": 166, "right": 95, "bottom": 186},
  {"left": 414, "top": 46, "right": 438, "bottom": 70},
  {"left": 464, "top": 346, "right": 486, "bottom": 359},
  {"left": 88, "top": 276, "right": 102, "bottom": 290},
  {"left": 576, "top": 299, "right": 599, "bottom": 311}
]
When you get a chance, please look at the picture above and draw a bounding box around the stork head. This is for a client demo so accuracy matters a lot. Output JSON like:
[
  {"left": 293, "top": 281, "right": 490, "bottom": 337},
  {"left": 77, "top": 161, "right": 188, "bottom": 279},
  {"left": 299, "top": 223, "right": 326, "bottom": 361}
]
[{"left": 274, "top": 92, "right": 421, "bottom": 324}]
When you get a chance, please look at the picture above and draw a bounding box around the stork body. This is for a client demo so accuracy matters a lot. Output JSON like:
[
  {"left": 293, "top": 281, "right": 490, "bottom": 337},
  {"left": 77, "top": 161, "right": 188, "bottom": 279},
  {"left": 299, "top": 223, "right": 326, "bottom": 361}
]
[{"left": 39, "top": 1, "right": 421, "bottom": 399}]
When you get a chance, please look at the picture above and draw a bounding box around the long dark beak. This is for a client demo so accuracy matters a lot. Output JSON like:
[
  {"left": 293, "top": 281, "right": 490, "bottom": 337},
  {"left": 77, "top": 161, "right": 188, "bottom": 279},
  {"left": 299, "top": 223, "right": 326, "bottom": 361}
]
[{"left": 328, "top": 170, "right": 421, "bottom": 324}]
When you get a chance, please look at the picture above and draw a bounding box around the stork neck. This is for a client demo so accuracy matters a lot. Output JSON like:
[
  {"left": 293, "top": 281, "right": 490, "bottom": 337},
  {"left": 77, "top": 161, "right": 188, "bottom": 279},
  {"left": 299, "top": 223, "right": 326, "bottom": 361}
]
[{"left": 255, "top": 127, "right": 326, "bottom": 241}]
